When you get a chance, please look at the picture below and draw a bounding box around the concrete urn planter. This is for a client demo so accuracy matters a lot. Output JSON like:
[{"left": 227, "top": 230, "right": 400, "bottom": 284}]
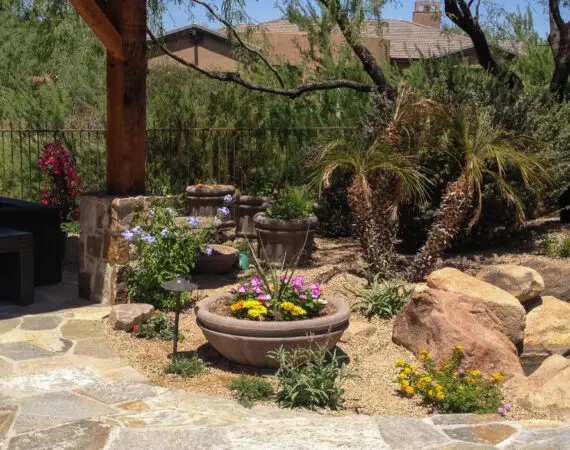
[
  {"left": 186, "top": 185, "right": 235, "bottom": 227},
  {"left": 195, "top": 294, "right": 350, "bottom": 368},
  {"left": 194, "top": 244, "right": 239, "bottom": 274},
  {"left": 236, "top": 195, "right": 271, "bottom": 238},
  {"left": 253, "top": 213, "right": 317, "bottom": 267}
]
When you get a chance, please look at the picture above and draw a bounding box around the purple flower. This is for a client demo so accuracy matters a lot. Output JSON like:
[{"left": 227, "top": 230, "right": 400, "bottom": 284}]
[
  {"left": 223, "top": 194, "right": 233, "bottom": 204},
  {"left": 217, "top": 206, "right": 230, "bottom": 216},
  {"left": 430, "top": 380, "right": 436, "bottom": 386},
  {"left": 257, "top": 294, "right": 271, "bottom": 301},
  {"left": 497, "top": 407, "right": 505, "bottom": 416},
  {"left": 432, "top": 411, "right": 439, "bottom": 415},
  {"left": 132, "top": 225, "right": 143, "bottom": 235},
  {"left": 204, "top": 247, "right": 213, "bottom": 256},
  {"left": 121, "top": 230, "right": 134, "bottom": 241},
  {"left": 160, "top": 229, "right": 169, "bottom": 238},
  {"left": 148, "top": 209, "right": 155, "bottom": 217},
  {"left": 251, "top": 277, "right": 262, "bottom": 287},
  {"left": 458, "top": 369, "right": 464, "bottom": 375},
  {"left": 253, "top": 287, "right": 263, "bottom": 294},
  {"left": 187, "top": 216, "right": 200, "bottom": 228},
  {"left": 504, "top": 403, "right": 512, "bottom": 411},
  {"left": 300, "top": 294, "right": 307, "bottom": 300},
  {"left": 141, "top": 233, "right": 156, "bottom": 244}
]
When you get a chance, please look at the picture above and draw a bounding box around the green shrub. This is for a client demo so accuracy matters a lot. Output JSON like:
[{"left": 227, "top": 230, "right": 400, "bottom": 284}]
[
  {"left": 558, "top": 237, "right": 570, "bottom": 258},
  {"left": 270, "top": 346, "right": 356, "bottom": 410},
  {"left": 165, "top": 355, "right": 208, "bottom": 377},
  {"left": 132, "top": 311, "right": 182, "bottom": 340},
  {"left": 249, "top": 167, "right": 279, "bottom": 197},
  {"left": 229, "top": 375, "right": 275, "bottom": 408},
  {"left": 61, "top": 220, "right": 80, "bottom": 234},
  {"left": 350, "top": 277, "right": 414, "bottom": 318},
  {"left": 266, "top": 187, "right": 313, "bottom": 220},
  {"left": 395, "top": 346, "right": 507, "bottom": 414},
  {"left": 540, "top": 234, "right": 570, "bottom": 258}
]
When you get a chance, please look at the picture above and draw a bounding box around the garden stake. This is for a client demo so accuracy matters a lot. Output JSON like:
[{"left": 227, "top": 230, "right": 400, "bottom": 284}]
[{"left": 160, "top": 277, "right": 198, "bottom": 358}]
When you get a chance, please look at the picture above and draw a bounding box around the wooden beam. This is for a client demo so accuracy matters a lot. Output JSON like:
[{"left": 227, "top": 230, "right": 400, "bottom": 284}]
[
  {"left": 105, "top": 0, "right": 147, "bottom": 194},
  {"left": 70, "top": 0, "right": 124, "bottom": 60}
]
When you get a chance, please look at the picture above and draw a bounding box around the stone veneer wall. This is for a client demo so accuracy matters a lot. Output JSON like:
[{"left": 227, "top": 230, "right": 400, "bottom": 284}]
[{"left": 78, "top": 193, "right": 156, "bottom": 304}]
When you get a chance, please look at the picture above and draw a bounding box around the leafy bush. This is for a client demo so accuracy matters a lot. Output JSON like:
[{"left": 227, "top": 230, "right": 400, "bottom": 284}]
[
  {"left": 266, "top": 187, "right": 313, "bottom": 220},
  {"left": 315, "top": 170, "right": 353, "bottom": 237},
  {"left": 61, "top": 220, "right": 80, "bottom": 234},
  {"left": 540, "top": 234, "right": 570, "bottom": 258},
  {"left": 350, "top": 277, "right": 414, "bottom": 318},
  {"left": 395, "top": 346, "right": 509, "bottom": 414},
  {"left": 250, "top": 167, "right": 279, "bottom": 197},
  {"left": 559, "top": 237, "right": 570, "bottom": 258},
  {"left": 165, "top": 355, "right": 208, "bottom": 377},
  {"left": 229, "top": 375, "right": 275, "bottom": 408},
  {"left": 132, "top": 311, "right": 182, "bottom": 340},
  {"left": 270, "top": 346, "right": 355, "bottom": 410},
  {"left": 123, "top": 201, "right": 208, "bottom": 309}
]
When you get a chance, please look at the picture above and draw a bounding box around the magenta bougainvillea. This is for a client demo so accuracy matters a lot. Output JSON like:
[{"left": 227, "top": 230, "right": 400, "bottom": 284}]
[{"left": 38, "top": 143, "right": 82, "bottom": 221}]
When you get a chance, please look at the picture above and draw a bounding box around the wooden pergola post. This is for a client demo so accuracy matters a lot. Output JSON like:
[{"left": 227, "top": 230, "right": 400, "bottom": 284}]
[{"left": 71, "top": 0, "right": 146, "bottom": 194}]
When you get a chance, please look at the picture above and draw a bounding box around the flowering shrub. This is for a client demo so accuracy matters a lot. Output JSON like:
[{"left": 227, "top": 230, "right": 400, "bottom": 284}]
[
  {"left": 132, "top": 310, "right": 182, "bottom": 340},
  {"left": 123, "top": 202, "right": 208, "bottom": 309},
  {"left": 38, "top": 143, "right": 82, "bottom": 220},
  {"left": 230, "top": 274, "right": 326, "bottom": 321},
  {"left": 395, "top": 346, "right": 509, "bottom": 415}
]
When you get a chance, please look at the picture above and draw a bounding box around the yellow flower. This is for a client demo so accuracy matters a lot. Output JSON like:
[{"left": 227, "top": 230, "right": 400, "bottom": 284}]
[
  {"left": 404, "top": 367, "right": 412, "bottom": 374},
  {"left": 493, "top": 372, "right": 505, "bottom": 381},
  {"left": 469, "top": 378, "right": 476, "bottom": 384},
  {"left": 453, "top": 371, "right": 459, "bottom": 377},
  {"left": 423, "top": 376, "right": 432, "bottom": 383},
  {"left": 476, "top": 386, "right": 481, "bottom": 391},
  {"left": 398, "top": 372, "right": 406, "bottom": 380},
  {"left": 436, "top": 392, "right": 446, "bottom": 401},
  {"left": 230, "top": 301, "right": 244, "bottom": 311},
  {"left": 455, "top": 345, "right": 464, "bottom": 351},
  {"left": 394, "top": 359, "right": 405, "bottom": 368},
  {"left": 435, "top": 384, "right": 443, "bottom": 392},
  {"left": 472, "top": 370, "right": 481, "bottom": 377},
  {"left": 411, "top": 365, "right": 419, "bottom": 371},
  {"left": 248, "top": 309, "right": 262, "bottom": 318},
  {"left": 401, "top": 380, "right": 409, "bottom": 388},
  {"left": 427, "top": 390, "right": 434, "bottom": 397},
  {"left": 291, "top": 306, "right": 307, "bottom": 316},
  {"left": 405, "top": 386, "right": 414, "bottom": 395},
  {"left": 458, "top": 385, "right": 464, "bottom": 391},
  {"left": 280, "top": 302, "right": 295, "bottom": 311},
  {"left": 419, "top": 350, "right": 431, "bottom": 360}
]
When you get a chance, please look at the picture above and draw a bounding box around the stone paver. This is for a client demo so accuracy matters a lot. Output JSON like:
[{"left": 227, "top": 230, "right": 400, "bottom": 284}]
[
  {"left": 0, "top": 279, "right": 567, "bottom": 449},
  {"left": 20, "top": 315, "right": 62, "bottom": 331}
]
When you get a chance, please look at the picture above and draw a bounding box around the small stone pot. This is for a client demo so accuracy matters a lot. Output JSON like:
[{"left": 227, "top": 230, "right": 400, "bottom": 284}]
[
  {"left": 194, "top": 244, "right": 239, "bottom": 274},
  {"left": 195, "top": 295, "right": 350, "bottom": 368},
  {"left": 186, "top": 185, "right": 235, "bottom": 227},
  {"left": 236, "top": 195, "right": 271, "bottom": 238},
  {"left": 253, "top": 213, "right": 317, "bottom": 267}
]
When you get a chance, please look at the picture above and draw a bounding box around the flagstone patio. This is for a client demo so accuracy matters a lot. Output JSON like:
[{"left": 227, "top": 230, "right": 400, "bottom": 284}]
[{"left": 0, "top": 273, "right": 569, "bottom": 449}]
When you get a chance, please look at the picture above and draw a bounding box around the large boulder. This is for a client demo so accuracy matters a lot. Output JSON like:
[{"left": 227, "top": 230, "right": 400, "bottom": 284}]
[
  {"left": 109, "top": 303, "right": 154, "bottom": 331},
  {"left": 512, "top": 355, "right": 570, "bottom": 419},
  {"left": 476, "top": 265, "right": 544, "bottom": 304},
  {"left": 427, "top": 268, "right": 526, "bottom": 345},
  {"left": 392, "top": 288, "right": 524, "bottom": 380},
  {"left": 524, "top": 296, "right": 570, "bottom": 357}
]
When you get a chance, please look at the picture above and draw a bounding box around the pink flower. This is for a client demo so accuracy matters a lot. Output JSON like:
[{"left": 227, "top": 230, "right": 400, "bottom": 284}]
[
  {"left": 251, "top": 277, "right": 262, "bottom": 287},
  {"left": 238, "top": 285, "right": 248, "bottom": 293},
  {"left": 253, "top": 287, "right": 263, "bottom": 294},
  {"left": 132, "top": 324, "right": 139, "bottom": 333},
  {"left": 257, "top": 294, "right": 271, "bottom": 301},
  {"left": 300, "top": 294, "right": 307, "bottom": 300}
]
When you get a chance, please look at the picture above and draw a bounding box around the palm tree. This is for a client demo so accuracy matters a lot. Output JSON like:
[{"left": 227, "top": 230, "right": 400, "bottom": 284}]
[
  {"left": 312, "top": 138, "right": 430, "bottom": 275},
  {"left": 406, "top": 108, "right": 550, "bottom": 282}
]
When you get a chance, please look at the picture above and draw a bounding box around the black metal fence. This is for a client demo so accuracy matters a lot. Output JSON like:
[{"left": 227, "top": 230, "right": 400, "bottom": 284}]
[{"left": 0, "top": 126, "right": 358, "bottom": 201}]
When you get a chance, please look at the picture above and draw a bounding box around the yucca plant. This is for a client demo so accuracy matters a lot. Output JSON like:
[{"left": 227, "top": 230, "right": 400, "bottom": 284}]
[
  {"left": 311, "top": 138, "right": 430, "bottom": 275},
  {"left": 406, "top": 108, "right": 550, "bottom": 282}
]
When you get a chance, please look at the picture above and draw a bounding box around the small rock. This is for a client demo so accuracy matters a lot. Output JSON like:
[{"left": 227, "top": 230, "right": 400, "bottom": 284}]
[
  {"left": 392, "top": 288, "right": 524, "bottom": 379},
  {"left": 340, "top": 321, "right": 376, "bottom": 343},
  {"left": 476, "top": 265, "right": 544, "bottom": 304},
  {"left": 524, "top": 296, "right": 570, "bottom": 357},
  {"left": 427, "top": 268, "right": 526, "bottom": 345},
  {"left": 108, "top": 304, "right": 154, "bottom": 331}
]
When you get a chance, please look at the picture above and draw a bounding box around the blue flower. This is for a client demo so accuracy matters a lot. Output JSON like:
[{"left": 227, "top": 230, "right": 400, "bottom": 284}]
[
  {"left": 141, "top": 233, "right": 156, "bottom": 244},
  {"left": 217, "top": 206, "right": 230, "bottom": 217},
  {"left": 148, "top": 209, "right": 155, "bottom": 217},
  {"left": 132, "top": 226, "right": 143, "bottom": 235},
  {"left": 223, "top": 194, "right": 233, "bottom": 204},
  {"left": 160, "top": 229, "right": 169, "bottom": 238},
  {"left": 121, "top": 230, "right": 134, "bottom": 241},
  {"left": 204, "top": 247, "right": 213, "bottom": 256},
  {"left": 187, "top": 216, "right": 200, "bottom": 228},
  {"left": 166, "top": 207, "right": 175, "bottom": 215}
]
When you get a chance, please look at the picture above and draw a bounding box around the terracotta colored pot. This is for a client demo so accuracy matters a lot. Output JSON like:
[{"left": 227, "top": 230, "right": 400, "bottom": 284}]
[
  {"left": 194, "top": 244, "right": 239, "bottom": 274},
  {"left": 253, "top": 213, "right": 317, "bottom": 267},
  {"left": 195, "top": 295, "right": 350, "bottom": 368},
  {"left": 185, "top": 185, "right": 235, "bottom": 227},
  {"left": 236, "top": 195, "right": 271, "bottom": 238}
]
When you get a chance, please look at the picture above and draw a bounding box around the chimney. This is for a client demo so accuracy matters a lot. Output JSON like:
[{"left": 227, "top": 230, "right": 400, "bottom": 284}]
[{"left": 412, "top": 1, "right": 441, "bottom": 29}]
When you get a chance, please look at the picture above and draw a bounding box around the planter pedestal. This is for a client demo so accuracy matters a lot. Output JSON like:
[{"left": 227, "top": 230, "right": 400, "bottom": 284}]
[
  {"left": 186, "top": 185, "right": 235, "bottom": 227},
  {"left": 194, "top": 244, "right": 238, "bottom": 274},
  {"left": 253, "top": 213, "right": 317, "bottom": 267},
  {"left": 236, "top": 195, "right": 271, "bottom": 238}
]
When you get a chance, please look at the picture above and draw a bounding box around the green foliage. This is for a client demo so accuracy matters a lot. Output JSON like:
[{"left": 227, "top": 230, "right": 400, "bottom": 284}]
[
  {"left": 229, "top": 375, "right": 275, "bottom": 408},
  {"left": 270, "top": 346, "right": 356, "bottom": 410},
  {"left": 132, "top": 311, "right": 183, "bottom": 341},
  {"left": 266, "top": 187, "right": 313, "bottom": 220},
  {"left": 395, "top": 346, "right": 506, "bottom": 414},
  {"left": 349, "top": 276, "right": 414, "bottom": 318},
  {"left": 542, "top": 234, "right": 570, "bottom": 258},
  {"left": 249, "top": 168, "right": 279, "bottom": 197},
  {"left": 61, "top": 220, "right": 80, "bottom": 234},
  {"left": 165, "top": 355, "right": 208, "bottom": 377},
  {"left": 315, "top": 170, "right": 353, "bottom": 237},
  {"left": 560, "top": 237, "right": 570, "bottom": 258},
  {"left": 124, "top": 201, "right": 208, "bottom": 309}
]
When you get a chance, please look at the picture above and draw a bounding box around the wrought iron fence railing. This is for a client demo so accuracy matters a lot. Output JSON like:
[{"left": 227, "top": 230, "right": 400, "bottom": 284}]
[{"left": 0, "top": 126, "right": 358, "bottom": 201}]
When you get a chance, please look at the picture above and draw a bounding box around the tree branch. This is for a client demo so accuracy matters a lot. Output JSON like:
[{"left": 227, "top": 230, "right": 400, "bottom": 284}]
[
  {"left": 319, "top": 0, "right": 395, "bottom": 98},
  {"left": 547, "top": 0, "right": 570, "bottom": 101},
  {"left": 549, "top": 0, "right": 566, "bottom": 32},
  {"left": 188, "top": 0, "right": 285, "bottom": 87},
  {"left": 147, "top": 27, "right": 378, "bottom": 99}
]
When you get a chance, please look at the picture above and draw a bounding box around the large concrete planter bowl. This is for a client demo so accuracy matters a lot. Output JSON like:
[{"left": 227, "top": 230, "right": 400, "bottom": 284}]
[
  {"left": 194, "top": 244, "right": 238, "bottom": 274},
  {"left": 253, "top": 213, "right": 317, "bottom": 267},
  {"left": 195, "top": 295, "right": 350, "bottom": 368},
  {"left": 236, "top": 195, "right": 271, "bottom": 238},
  {"left": 186, "top": 185, "right": 235, "bottom": 227}
]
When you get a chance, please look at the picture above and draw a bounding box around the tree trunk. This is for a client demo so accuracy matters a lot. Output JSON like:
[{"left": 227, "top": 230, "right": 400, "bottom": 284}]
[
  {"left": 548, "top": 1, "right": 570, "bottom": 103},
  {"left": 405, "top": 175, "right": 474, "bottom": 283}
]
